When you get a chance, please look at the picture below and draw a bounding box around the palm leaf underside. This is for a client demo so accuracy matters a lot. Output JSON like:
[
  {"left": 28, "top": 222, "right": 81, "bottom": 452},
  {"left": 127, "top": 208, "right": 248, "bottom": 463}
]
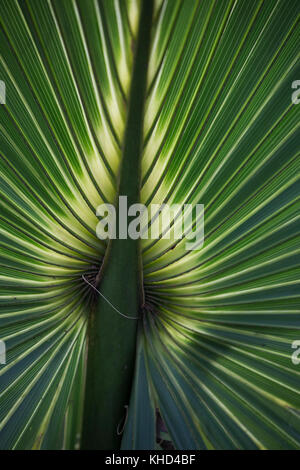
[{"left": 0, "top": 0, "right": 299, "bottom": 450}]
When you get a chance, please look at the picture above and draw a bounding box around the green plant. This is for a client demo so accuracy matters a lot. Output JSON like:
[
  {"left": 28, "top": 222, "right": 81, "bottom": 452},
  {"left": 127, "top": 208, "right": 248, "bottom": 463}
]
[{"left": 0, "top": 0, "right": 299, "bottom": 450}]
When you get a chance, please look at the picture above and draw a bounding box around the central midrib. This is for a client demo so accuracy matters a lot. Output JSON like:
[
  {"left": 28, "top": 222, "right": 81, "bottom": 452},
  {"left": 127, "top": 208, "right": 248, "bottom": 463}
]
[{"left": 81, "top": 0, "right": 154, "bottom": 450}]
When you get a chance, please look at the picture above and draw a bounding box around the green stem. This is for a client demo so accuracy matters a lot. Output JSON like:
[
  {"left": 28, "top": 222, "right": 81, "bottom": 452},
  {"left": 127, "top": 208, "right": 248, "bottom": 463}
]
[{"left": 81, "top": 0, "right": 154, "bottom": 450}]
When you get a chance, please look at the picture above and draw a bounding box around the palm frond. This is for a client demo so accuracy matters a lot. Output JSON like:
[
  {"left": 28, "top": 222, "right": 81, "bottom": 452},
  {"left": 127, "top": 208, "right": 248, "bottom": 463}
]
[{"left": 0, "top": 0, "right": 299, "bottom": 450}]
